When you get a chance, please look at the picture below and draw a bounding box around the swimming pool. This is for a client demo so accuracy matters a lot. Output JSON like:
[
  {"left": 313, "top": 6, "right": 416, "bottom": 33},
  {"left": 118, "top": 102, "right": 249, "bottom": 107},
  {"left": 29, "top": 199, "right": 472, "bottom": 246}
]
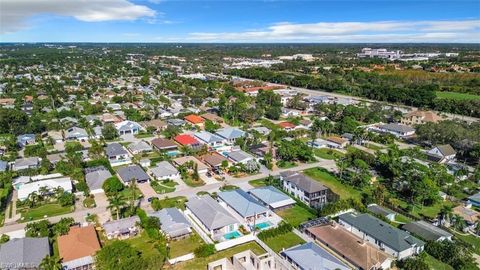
[
  {"left": 255, "top": 221, "right": 273, "bottom": 230},
  {"left": 166, "top": 150, "right": 180, "bottom": 157},
  {"left": 224, "top": 231, "right": 241, "bottom": 240}
]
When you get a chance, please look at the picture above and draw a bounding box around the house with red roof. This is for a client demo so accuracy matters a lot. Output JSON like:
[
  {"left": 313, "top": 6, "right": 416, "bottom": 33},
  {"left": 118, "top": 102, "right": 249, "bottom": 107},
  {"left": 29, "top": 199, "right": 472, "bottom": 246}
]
[
  {"left": 184, "top": 114, "right": 205, "bottom": 127},
  {"left": 278, "top": 121, "right": 296, "bottom": 131},
  {"left": 174, "top": 134, "right": 201, "bottom": 148}
]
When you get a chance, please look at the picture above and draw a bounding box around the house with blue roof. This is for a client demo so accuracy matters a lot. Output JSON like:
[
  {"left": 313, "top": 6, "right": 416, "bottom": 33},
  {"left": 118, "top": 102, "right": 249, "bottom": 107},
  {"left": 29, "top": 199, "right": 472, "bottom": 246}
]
[
  {"left": 217, "top": 189, "right": 270, "bottom": 225},
  {"left": 468, "top": 192, "right": 480, "bottom": 207},
  {"left": 215, "top": 127, "right": 245, "bottom": 144},
  {"left": 249, "top": 186, "right": 296, "bottom": 211},
  {"left": 281, "top": 242, "right": 350, "bottom": 270},
  {"left": 17, "top": 134, "right": 35, "bottom": 148}
]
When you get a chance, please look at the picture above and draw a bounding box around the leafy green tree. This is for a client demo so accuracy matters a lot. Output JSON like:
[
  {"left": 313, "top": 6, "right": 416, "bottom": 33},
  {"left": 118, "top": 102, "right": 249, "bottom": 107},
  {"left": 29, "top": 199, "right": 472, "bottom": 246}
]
[
  {"left": 194, "top": 244, "right": 216, "bottom": 257},
  {"left": 40, "top": 255, "right": 62, "bottom": 270},
  {"left": 103, "top": 177, "right": 124, "bottom": 194},
  {"left": 95, "top": 241, "right": 148, "bottom": 270},
  {"left": 101, "top": 123, "right": 118, "bottom": 140}
]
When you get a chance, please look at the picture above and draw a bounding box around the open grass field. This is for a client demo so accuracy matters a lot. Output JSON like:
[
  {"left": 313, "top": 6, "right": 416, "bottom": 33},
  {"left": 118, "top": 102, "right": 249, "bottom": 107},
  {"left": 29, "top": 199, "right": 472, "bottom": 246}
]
[
  {"left": 152, "top": 196, "right": 188, "bottom": 211},
  {"left": 424, "top": 254, "right": 454, "bottom": 270},
  {"left": 314, "top": 148, "right": 345, "bottom": 160},
  {"left": 303, "top": 168, "right": 362, "bottom": 200},
  {"left": 276, "top": 205, "right": 316, "bottom": 227},
  {"left": 262, "top": 231, "right": 305, "bottom": 253},
  {"left": 20, "top": 203, "right": 74, "bottom": 221},
  {"left": 454, "top": 232, "right": 480, "bottom": 255},
  {"left": 173, "top": 241, "right": 265, "bottom": 269},
  {"left": 436, "top": 91, "right": 480, "bottom": 100},
  {"left": 169, "top": 232, "right": 204, "bottom": 258}
]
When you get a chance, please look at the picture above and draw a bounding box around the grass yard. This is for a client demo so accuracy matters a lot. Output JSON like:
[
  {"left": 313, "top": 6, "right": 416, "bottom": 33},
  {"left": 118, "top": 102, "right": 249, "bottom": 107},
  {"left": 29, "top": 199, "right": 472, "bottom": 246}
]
[
  {"left": 454, "top": 232, "right": 480, "bottom": 255},
  {"left": 248, "top": 178, "right": 268, "bottom": 187},
  {"left": 20, "top": 203, "right": 74, "bottom": 221},
  {"left": 304, "top": 168, "right": 362, "bottom": 200},
  {"left": 151, "top": 180, "right": 177, "bottom": 194},
  {"left": 365, "top": 143, "right": 384, "bottom": 151},
  {"left": 262, "top": 232, "right": 305, "bottom": 253},
  {"left": 395, "top": 199, "right": 456, "bottom": 220},
  {"left": 436, "top": 91, "right": 480, "bottom": 101},
  {"left": 173, "top": 241, "right": 265, "bottom": 270},
  {"left": 151, "top": 196, "right": 188, "bottom": 211},
  {"left": 424, "top": 254, "right": 453, "bottom": 270},
  {"left": 276, "top": 205, "right": 316, "bottom": 227},
  {"left": 314, "top": 148, "right": 345, "bottom": 160},
  {"left": 220, "top": 185, "right": 239, "bottom": 191},
  {"left": 276, "top": 161, "right": 297, "bottom": 169},
  {"left": 182, "top": 175, "right": 205, "bottom": 187},
  {"left": 119, "top": 187, "right": 143, "bottom": 200},
  {"left": 169, "top": 232, "right": 204, "bottom": 258},
  {"left": 124, "top": 232, "right": 167, "bottom": 262}
]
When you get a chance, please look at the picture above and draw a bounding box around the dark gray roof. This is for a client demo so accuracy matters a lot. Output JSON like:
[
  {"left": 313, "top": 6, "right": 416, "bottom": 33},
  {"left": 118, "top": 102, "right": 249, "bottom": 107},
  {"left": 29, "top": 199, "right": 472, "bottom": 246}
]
[
  {"left": 0, "top": 237, "right": 50, "bottom": 268},
  {"left": 402, "top": 221, "right": 453, "bottom": 242},
  {"left": 281, "top": 242, "right": 350, "bottom": 270},
  {"left": 117, "top": 165, "right": 149, "bottom": 183},
  {"left": 149, "top": 208, "right": 191, "bottom": 237},
  {"left": 367, "top": 204, "right": 395, "bottom": 217},
  {"left": 436, "top": 144, "right": 456, "bottom": 157},
  {"left": 280, "top": 171, "right": 329, "bottom": 193},
  {"left": 85, "top": 167, "right": 112, "bottom": 191},
  {"left": 339, "top": 213, "right": 424, "bottom": 252},
  {"left": 186, "top": 195, "right": 237, "bottom": 231},
  {"left": 105, "top": 143, "right": 128, "bottom": 157}
]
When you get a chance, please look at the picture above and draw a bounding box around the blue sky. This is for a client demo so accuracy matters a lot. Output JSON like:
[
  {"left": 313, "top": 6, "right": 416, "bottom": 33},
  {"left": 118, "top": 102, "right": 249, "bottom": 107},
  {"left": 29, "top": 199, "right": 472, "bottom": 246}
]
[{"left": 1, "top": 0, "right": 479, "bottom": 42}]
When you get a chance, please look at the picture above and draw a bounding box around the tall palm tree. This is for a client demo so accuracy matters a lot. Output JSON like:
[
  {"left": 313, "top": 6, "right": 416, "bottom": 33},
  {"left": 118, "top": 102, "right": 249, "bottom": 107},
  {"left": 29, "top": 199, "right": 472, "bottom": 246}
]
[
  {"left": 40, "top": 255, "right": 62, "bottom": 270},
  {"left": 128, "top": 180, "right": 137, "bottom": 211},
  {"left": 108, "top": 193, "right": 127, "bottom": 220}
]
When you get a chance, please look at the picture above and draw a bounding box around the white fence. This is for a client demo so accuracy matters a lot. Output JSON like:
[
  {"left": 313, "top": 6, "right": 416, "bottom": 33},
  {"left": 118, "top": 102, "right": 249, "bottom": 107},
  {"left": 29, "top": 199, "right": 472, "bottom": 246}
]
[
  {"left": 215, "top": 234, "right": 255, "bottom": 251},
  {"left": 168, "top": 253, "right": 195, "bottom": 265}
]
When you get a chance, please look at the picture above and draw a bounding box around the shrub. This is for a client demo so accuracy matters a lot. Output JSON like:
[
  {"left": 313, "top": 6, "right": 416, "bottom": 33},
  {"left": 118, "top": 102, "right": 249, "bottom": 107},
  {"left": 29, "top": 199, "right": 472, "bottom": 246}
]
[
  {"left": 257, "top": 221, "right": 293, "bottom": 240},
  {"left": 194, "top": 244, "right": 216, "bottom": 258}
]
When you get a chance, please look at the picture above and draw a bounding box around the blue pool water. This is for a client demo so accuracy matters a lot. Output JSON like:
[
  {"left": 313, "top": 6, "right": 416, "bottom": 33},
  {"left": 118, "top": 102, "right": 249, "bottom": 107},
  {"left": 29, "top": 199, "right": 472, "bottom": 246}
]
[
  {"left": 224, "top": 231, "right": 241, "bottom": 240},
  {"left": 255, "top": 221, "right": 273, "bottom": 230},
  {"left": 166, "top": 150, "right": 180, "bottom": 157}
]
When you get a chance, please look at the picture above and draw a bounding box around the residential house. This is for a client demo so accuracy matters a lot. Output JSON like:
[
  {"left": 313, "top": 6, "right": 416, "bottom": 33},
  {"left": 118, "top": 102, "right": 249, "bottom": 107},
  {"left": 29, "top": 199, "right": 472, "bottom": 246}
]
[
  {"left": 306, "top": 223, "right": 393, "bottom": 270},
  {"left": 215, "top": 127, "right": 246, "bottom": 144},
  {"left": 105, "top": 143, "right": 130, "bottom": 165},
  {"left": 338, "top": 213, "right": 425, "bottom": 259},
  {"left": 249, "top": 186, "right": 295, "bottom": 211},
  {"left": 184, "top": 114, "right": 205, "bottom": 127},
  {"left": 103, "top": 216, "right": 140, "bottom": 239},
  {"left": 277, "top": 121, "right": 296, "bottom": 132},
  {"left": 172, "top": 156, "right": 209, "bottom": 174},
  {"left": 368, "top": 123, "right": 415, "bottom": 138},
  {"left": 280, "top": 171, "right": 338, "bottom": 209},
  {"left": 201, "top": 113, "right": 224, "bottom": 124},
  {"left": 185, "top": 195, "right": 239, "bottom": 241},
  {"left": 402, "top": 221, "right": 453, "bottom": 242},
  {"left": 367, "top": 204, "right": 397, "bottom": 221},
  {"left": 17, "top": 176, "right": 73, "bottom": 201},
  {"left": 115, "top": 120, "right": 144, "bottom": 135},
  {"left": 44, "top": 131, "right": 64, "bottom": 144},
  {"left": 281, "top": 242, "right": 350, "bottom": 270},
  {"left": 218, "top": 189, "right": 270, "bottom": 225},
  {"left": 65, "top": 127, "right": 89, "bottom": 141},
  {"left": 401, "top": 110, "right": 442, "bottom": 126},
  {"left": 201, "top": 152, "right": 229, "bottom": 170},
  {"left": 127, "top": 141, "right": 152, "bottom": 155},
  {"left": 250, "top": 126, "right": 271, "bottom": 136},
  {"left": 194, "top": 131, "right": 225, "bottom": 147},
  {"left": 151, "top": 138, "right": 178, "bottom": 152},
  {"left": 12, "top": 157, "right": 41, "bottom": 171},
  {"left": 326, "top": 136, "right": 349, "bottom": 149},
  {"left": 307, "top": 138, "right": 329, "bottom": 149},
  {"left": 452, "top": 205, "right": 480, "bottom": 232},
  {"left": 468, "top": 192, "right": 480, "bottom": 207},
  {"left": 17, "top": 134, "right": 36, "bottom": 148},
  {"left": 167, "top": 118, "right": 186, "bottom": 127},
  {"left": 58, "top": 226, "right": 101, "bottom": 270},
  {"left": 0, "top": 161, "right": 7, "bottom": 172},
  {"left": 226, "top": 150, "right": 254, "bottom": 164},
  {"left": 0, "top": 237, "right": 50, "bottom": 270},
  {"left": 249, "top": 142, "right": 275, "bottom": 160},
  {"left": 149, "top": 161, "right": 180, "bottom": 181},
  {"left": 118, "top": 165, "right": 150, "bottom": 184},
  {"left": 208, "top": 250, "right": 277, "bottom": 270},
  {"left": 174, "top": 134, "right": 201, "bottom": 148},
  {"left": 141, "top": 119, "right": 167, "bottom": 133},
  {"left": 85, "top": 166, "right": 112, "bottom": 194},
  {"left": 426, "top": 144, "right": 456, "bottom": 163},
  {"left": 149, "top": 208, "right": 192, "bottom": 240}
]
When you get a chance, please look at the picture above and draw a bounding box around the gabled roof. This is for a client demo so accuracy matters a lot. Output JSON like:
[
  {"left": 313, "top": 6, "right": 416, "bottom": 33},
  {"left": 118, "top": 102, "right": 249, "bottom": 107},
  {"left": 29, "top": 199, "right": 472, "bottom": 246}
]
[
  {"left": 281, "top": 242, "right": 350, "bottom": 270},
  {"left": 468, "top": 192, "right": 480, "bottom": 203},
  {"left": 201, "top": 152, "right": 228, "bottom": 167},
  {"left": 58, "top": 226, "right": 101, "bottom": 263},
  {"left": 184, "top": 114, "right": 205, "bottom": 124},
  {"left": 172, "top": 156, "right": 209, "bottom": 171},
  {"left": 115, "top": 120, "right": 143, "bottom": 132},
  {"left": 174, "top": 134, "right": 199, "bottom": 146},
  {"left": 65, "top": 127, "right": 88, "bottom": 139},
  {"left": 150, "top": 208, "right": 191, "bottom": 237},
  {"left": 194, "top": 131, "right": 224, "bottom": 144},
  {"left": 226, "top": 150, "right": 253, "bottom": 163},
  {"left": 280, "top": 171, "right": 329, "bottom": 193},
  {"left": 338, "top": 213, "right": 424, "bottom": 252},
  {"left": 278, "top": 121, "right": 296, "bottom": 129},
  {"left": 402, "top": 221, "right": 452, "bottom": 242},
  {"left": 435, "top": 144, "right": 456, "bottom": 157},
  {"left": 215, "top": 127, "right": 245, "bottom": 140},
  {"left": 218, "top": 189, "right": 268, "bottom": 218},
  {"left": 186, "top": 195, "right": 238, "bottom": 231},
  {"left": 367, "top": 204, "right": 395, "bottom": 217},
  {"left": 0, "top": 237, "right": 50, "bottom": 268},
  {"left": 105, "top": 143, "right": 128, "bottom": 157}
]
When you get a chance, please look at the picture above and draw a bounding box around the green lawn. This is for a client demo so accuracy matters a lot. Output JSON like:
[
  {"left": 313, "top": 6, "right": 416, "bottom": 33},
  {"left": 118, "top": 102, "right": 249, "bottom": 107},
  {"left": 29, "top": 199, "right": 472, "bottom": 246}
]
[
  {"left": 303, "top": 168, "right": 362, "bottom": 200},
  {"left": 262, "top": 232, "right": 305, "bottom": 253},
  {"left": 220, "top": 185, "right": 239, "bottom": 191},
  {"left": 151, "top": 196, "right": 188, "bottom": 211},
  {"left": 122, "top": 232, "right": 167, "bottom": 267},
  {"left": 276, "top": 205, "right": 316, "bottom": 227},
  {"left": 424, "top": 254, "right": 453, "bottom": 270},
  {"left": 394, "top": 199, "right": 456, "bottom": 220},
  {"left": 248, "top": 178, "right": 267, "bottom": 187},
  {"left": 314, "top": 148, "right": 345, "bottom": 160},
  {"left": 436, "top": 91, "right": 480, "bottom": 101},
  {"left": 182, "top": 176, "right": 205, "bottom": 187},
  {"left": 365, "top": 143, "right": 384, "bottom": 151},
  {"left": 119, "top": 187, "right": 143, "bottom": 200},
  {"left": 454, "top": 232, "right": 480, "bottom": 255},
  {"left": 83, "top": 197, "right": 96, "bottom": 208},
  {"left": 169, "top": 232, "right": 204, "bottom": 258},
  {"left": 173, "top": 241, "right": 265, "bottom": 270},
  {"left": 151, "top": 180, "right": 177, "bottom": 194},
  {"left": 277, "top": 161, "right": 297, "bottom": 169},
  {"left": 20, "top": 203, "right": 74, "bottom": 221}
]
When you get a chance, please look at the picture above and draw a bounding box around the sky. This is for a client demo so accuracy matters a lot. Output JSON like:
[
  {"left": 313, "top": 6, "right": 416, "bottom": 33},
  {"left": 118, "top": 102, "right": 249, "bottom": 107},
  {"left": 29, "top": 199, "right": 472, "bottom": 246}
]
[{"left": 0, "top": 0, "right": 479, "bottom": 43}]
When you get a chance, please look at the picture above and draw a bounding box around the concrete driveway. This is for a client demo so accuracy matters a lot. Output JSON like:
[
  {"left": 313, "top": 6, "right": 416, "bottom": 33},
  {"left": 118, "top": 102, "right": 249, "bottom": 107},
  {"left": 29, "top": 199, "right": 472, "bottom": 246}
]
[
  {"left": 137, "top": 182, "right": 157, "bottom": 199},
  {"left": 93, "top": 192, "right": 109, "bottom": 208}
]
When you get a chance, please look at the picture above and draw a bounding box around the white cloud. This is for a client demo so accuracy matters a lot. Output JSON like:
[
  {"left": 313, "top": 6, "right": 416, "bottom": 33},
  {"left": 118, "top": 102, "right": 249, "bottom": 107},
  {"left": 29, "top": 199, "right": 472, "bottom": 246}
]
[
  {"left": 0, "top": 0, "right": 156, "bottom": 34},
  {"left": 187, "top": 20, "right": 480, "bottom": 43}
]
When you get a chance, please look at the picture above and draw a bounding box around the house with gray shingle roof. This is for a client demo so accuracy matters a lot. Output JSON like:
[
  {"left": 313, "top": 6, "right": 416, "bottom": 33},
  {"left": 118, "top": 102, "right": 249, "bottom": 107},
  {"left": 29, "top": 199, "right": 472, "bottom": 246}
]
[
  {"left": 226, "top": 150, "right": 254, "bottom": 164},
  {"left": 0, "top": 237, "right": 50, "bottom": 269},
  {"left": 218, "top": 189, "right": 269, "bottom": 224},
  {"left": 12, "top": 157, "right": 41, "bottom": 171},
  {"left": 281, "top": 242, "right": 350, "bottom": 270},
  {"left": 215, "top": 127, "right": 245, "bottom": 144},
  {"left": 149, "top": 161, "right": 180, "bottom": 181},
  {"left": 338, "top": 212, "right": 424, "bottom": 260},
  {"left": 65, "top": 127, "right": 89, "bottom": 141},
  {"left": 194, "top": 131, "right": 225, "bottom": 147},
  {"left": 368, "top": 123, "right": 415, "bottom": 138},
  {"left": 127, "top": 140, "right": 152, "bottom": 155},
  {"left": 149, "top": 208, "right": 192, "bottom": 239},
  {"left": 118, "top": 165, "right": 150, "bottom": 183},
  {"left": 402, "top": 221, "right": 453, "bottom": 242},
  {"left": 85, "top": 166, "right": 112, "bottom": 194},
  {"left": 103, "top": 216, "right": 140, "bottom": 239},
  {"left": 249, "top": 186, "right": 295, "bottom": 211},
  {"left": 105, "top": 143, "right": 131, "bottom": 165},
  {"left": 427, "top": 144, "right": 456, "bottom": 163},
  {"left": 185, "top": 195, "right": 239, "bottom": 241}
]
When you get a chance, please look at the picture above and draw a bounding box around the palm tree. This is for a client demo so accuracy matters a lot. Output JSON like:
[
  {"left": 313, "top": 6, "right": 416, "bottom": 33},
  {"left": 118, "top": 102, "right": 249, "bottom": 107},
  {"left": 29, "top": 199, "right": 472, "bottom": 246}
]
[
  {"left": 27, "top": 192, "right": 39, "bottom": 208},
  {"left": 439, "top": 205, "right": 453, "bottom": 226},
  {"left": 38, "top": 186, "right": 49, "bottom": 201},
  {"left": 40, "top": 255, "right": 62, "bottom": 270},
  {"left": 108, "top": 193, "right": 127, "bottom": 220},
  {"left": 128, "top": 180, "right": 137, "bottom": 211}
]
